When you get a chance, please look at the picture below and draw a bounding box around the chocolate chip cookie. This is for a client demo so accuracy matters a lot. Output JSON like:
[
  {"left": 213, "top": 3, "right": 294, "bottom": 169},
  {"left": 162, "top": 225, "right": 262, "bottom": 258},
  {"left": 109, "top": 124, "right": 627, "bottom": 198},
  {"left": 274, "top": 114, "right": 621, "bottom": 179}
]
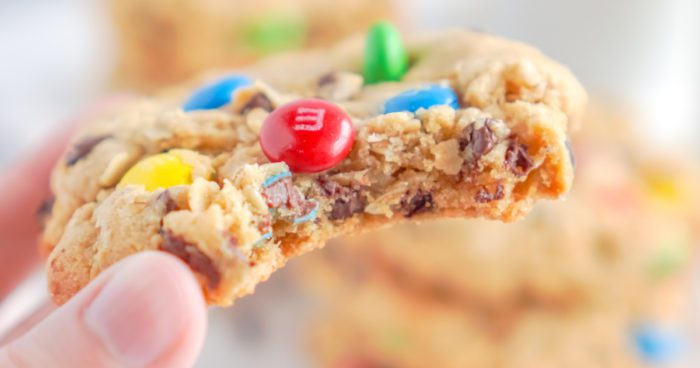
[{"left": 43, "top": 29, "right": 586, "bottom": 306}]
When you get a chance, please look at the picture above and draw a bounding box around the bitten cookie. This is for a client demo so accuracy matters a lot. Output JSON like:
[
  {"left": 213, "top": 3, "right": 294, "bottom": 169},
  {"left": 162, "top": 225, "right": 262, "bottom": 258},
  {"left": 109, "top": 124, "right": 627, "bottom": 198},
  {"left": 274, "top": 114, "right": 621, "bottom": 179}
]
[
  {"left": 299, "top": 104, "right": 700, "bottom": 367},
  {"left": 42, "top": 28, "right": 586, "bottom": 306}
]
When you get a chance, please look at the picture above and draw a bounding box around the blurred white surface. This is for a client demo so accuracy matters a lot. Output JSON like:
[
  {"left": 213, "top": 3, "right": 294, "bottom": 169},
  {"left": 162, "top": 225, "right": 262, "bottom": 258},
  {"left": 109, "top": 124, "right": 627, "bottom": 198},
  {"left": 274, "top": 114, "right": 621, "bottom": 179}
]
[
  {"left": 0, "top": 0, "right": 114, "bottom": 167},
  {"left": 196, "top": 266, "right": 313, "bottom": 368}
]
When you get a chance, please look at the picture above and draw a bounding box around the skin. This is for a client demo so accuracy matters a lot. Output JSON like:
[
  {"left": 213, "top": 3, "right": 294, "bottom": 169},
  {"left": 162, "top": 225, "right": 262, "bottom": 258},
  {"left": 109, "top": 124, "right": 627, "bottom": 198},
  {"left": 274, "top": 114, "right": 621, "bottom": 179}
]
[{"left": 0, "top": 97, "right": 208, "bottom": 367}]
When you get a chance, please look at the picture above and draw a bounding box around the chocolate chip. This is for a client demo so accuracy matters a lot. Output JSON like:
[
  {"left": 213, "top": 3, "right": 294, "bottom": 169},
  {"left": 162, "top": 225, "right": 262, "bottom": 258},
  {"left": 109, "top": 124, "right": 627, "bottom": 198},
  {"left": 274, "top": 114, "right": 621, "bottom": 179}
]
[
  {"left": 318, "top": 176, "right": 350, "bottom": 197},
  {"left": 262, "top": 179, "right": 293, "bottom": 208},
  {"left": 400, "top": 189, "right": 434, "bottom": 218},
  {"left": 65, "top": 135, "right": 110, "bottom": 166},
  {"left": 37, "top": 196, "right": 55, "bottom": 217},
  {"left": 262, "top": 177, "right": 316, "bottom": 218},
  {"left": 458, "top": 126, "right": 472, "bottom": 151},
  {"left": 316, "top": 71, "right": 363, "bottom": 100},
  {"left": 329, "top": 191, "right": 367, "bottom": 220},
  {"left": 36, "top": 196, "right": 55, "bottom": 227},
  {"left": 317, "top": 72, "right": 337, "bottom": 88},
  {"left": 159, "top": 229, "right": 221, "bottom": 288},
  {"left": 317, "top": 177, "right": 367, "bottom": 220},
  {"left": 474, "top": 183, "right": 504, "bottom": 203},
  {"left": 157, "top": 190, "right": 179, "bottom": 213},
  {"left": 505, "top": 141, "right": 533, "bottom": 176},
  {"left": 240, "top": 92, "right": 273, "bottom": 114},
  {"left": 461, "top": 119, "right": 497, "bottom": 158},
  {"left": 565, "top": 139, "right": 575, "bottom": 167},
  {"left": 471, "top": 120, "right": 497, "bottom": 158}
]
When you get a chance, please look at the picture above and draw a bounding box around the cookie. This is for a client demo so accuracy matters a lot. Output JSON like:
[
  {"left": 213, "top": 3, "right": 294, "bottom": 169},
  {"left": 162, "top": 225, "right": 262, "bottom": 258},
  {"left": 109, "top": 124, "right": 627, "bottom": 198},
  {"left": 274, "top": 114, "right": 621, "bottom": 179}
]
[
  {"left": 302, "top": 257, "right": 642, "bottom": 368},
  {"left": 304, "top": 249, "right": 692, "bottom": 368},
  {"left": 322, "top": 104, "right": 700, "bottom": 310},
  {"left": 298, "top": 104, "right": 699, "bottom": 367},
  {"left": 110, "top": 0, "right": 394, "bottom": 90},
  {"left": 43, "top": 29, "right": 585, "bottom": 306}
]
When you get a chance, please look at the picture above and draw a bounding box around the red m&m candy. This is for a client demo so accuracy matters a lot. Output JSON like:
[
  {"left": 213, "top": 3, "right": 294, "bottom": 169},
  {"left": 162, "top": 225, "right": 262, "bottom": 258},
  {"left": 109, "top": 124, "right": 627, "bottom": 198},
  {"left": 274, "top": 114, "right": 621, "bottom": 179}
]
[{"left": 260, "top": 99, "right": 354, "bottom": 173}]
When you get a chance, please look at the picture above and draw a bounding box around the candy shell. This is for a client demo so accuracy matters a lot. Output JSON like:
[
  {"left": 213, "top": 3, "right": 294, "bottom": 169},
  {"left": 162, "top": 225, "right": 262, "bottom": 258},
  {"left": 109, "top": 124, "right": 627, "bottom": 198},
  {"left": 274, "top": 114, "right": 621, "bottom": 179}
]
[
  {"left": 648, "top": 240, "right": 688, "bottom": 278},
  {"left": 363, "top": 22, "right": 408, "bottom": 84},
  {"left": 383, "top": 84, "right": 459, "bottom": 114},
  {"left": 633, "top": 325, "right": 684, "bottom": 363},
  {"left": 253, "top": 231, "right": 273, "bottom": 248},
  {"left": 293, "top": 200, "right": 319, "bottom": 224},
  {"left": 262, "top": 171, "right": 292, "bottom": 188},
  {"left": 119, "top": 153, "right": 193, "bottom": 191},
  {"left": 645, "top": 172, "right": 681, "bottom": 204},
  {"left": 183, "top": 75, "right": 252, "bottom": 111},
  {"left": 260, "top": 98, "right": 354, "bottom": 173}
]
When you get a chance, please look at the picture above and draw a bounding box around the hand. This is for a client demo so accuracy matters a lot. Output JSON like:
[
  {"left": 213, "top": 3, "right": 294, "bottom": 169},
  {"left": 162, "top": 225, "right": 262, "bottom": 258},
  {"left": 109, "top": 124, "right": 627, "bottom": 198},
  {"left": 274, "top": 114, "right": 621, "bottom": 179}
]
[
  {"left": 0, "top": 252, "right": 207, "bottom": 367},
  {"left": 0, "top": 97, "right": 207, "bottom": 367}
]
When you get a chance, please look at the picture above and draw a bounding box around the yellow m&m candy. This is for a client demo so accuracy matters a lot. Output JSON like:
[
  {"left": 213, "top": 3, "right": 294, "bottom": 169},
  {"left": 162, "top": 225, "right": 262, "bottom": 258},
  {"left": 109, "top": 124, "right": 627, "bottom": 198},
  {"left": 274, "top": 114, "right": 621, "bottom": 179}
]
[
  {"left": 119, "top": 153, "right": 193, "bottom": 191},
  {"left": 645, "top": 173, "right": 680, "bottom": 204}
]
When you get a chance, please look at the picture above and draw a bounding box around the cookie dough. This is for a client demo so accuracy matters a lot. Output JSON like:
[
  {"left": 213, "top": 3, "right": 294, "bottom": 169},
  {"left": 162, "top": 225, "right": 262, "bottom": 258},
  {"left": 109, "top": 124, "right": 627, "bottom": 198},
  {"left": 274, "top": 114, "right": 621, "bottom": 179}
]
[{"left": 43, "top": 30, "right": 586, "bottom": 306}]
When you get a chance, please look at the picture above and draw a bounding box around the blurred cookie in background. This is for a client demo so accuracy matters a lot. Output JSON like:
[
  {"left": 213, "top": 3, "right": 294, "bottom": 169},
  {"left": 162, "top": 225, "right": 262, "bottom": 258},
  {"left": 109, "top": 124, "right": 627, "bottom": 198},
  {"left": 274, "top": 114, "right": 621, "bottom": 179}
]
[
  {"left": 304, "top": 257, "right": 641, "bottom": 368},
  {"left": 110, "top": 0, "right": 394, "bottom": 90}
]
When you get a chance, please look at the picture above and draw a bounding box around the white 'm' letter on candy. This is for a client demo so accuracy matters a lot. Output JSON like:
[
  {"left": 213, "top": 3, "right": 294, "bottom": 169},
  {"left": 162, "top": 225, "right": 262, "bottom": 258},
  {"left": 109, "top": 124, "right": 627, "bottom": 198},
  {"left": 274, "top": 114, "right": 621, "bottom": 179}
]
[{"left": 293, "top": 107, "right": 325, "bottom": 131}]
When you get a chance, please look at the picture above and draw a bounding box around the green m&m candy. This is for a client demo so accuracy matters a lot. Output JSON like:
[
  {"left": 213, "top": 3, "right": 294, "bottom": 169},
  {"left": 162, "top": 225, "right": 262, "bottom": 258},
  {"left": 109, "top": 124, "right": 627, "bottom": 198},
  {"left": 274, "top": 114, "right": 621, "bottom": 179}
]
[
  {"left": 648, "top": 240, "right": 688, "bottom": 279},
  {"left": 363, "top": 22, "right": 408, "bottom": 84},
  {"left": 243, "top": 12, "right": 308, "bottom": 55}
]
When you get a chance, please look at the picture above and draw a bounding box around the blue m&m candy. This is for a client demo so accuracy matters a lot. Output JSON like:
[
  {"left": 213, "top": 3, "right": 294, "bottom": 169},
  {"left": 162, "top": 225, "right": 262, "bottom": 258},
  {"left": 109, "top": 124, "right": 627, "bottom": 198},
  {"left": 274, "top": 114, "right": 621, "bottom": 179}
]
[
  {"left": 183, "top": 75, "right": 252, "bottom": 111},
  {"left": 633, "top": 325, "right": 685, "bottom": 364},
  {"left": 383, "top": 85, "right": 459, "bottom": 114}
]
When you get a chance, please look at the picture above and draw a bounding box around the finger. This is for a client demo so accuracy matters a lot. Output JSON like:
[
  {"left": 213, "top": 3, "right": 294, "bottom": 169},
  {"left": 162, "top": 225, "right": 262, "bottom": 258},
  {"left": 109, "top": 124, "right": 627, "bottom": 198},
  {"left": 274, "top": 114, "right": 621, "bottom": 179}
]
[
  {"left": 0, "top": 94, "right": 135, "bottom": 298},
  {"left": 0, "top": 252, "right": 207, "bottom": 368}
]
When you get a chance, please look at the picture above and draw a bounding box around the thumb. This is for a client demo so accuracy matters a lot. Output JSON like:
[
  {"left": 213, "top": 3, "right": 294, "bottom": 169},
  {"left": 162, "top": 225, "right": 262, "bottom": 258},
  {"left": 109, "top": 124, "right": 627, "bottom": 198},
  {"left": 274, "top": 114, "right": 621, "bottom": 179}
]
[{"left": 0, "top": 252, "right": 207, "bottom": 367}]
